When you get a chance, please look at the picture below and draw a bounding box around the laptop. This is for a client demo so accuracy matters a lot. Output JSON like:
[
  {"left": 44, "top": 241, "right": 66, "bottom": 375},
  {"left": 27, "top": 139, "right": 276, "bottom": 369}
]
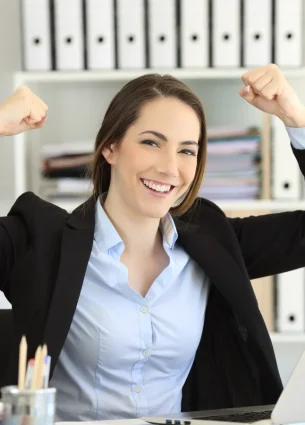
[{"left": 141, "top": 350, "right": 305, "bottom": 425}]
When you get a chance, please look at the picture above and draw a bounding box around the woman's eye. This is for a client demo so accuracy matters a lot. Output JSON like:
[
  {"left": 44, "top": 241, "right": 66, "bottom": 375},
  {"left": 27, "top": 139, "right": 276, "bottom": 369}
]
[
  {"left": 140, "top": 140, "right": 197, "bottom": 156},
  {"left": 141, "top": 139, "right": 159, "bottom": 147},
  {"left": 181, "top": 149, "right": 197, "bottom": 156}
]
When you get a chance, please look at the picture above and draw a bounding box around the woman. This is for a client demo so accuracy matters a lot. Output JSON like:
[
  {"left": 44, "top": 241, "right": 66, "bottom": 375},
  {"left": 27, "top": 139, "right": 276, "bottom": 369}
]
[{"left": 0, "top": 64, "right": 305, "bottom": 421}]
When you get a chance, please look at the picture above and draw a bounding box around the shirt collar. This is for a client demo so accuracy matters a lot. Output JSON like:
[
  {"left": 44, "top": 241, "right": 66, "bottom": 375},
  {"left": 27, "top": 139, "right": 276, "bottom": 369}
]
[
  {"left": 160, "top": 213, "right": 178, "bottom": 250},
  {"left": 94, "top": 196, "right": 123, "bottom": 252},
  {"left": 94, "top": 195, "right": 178, "bottom": 252}
]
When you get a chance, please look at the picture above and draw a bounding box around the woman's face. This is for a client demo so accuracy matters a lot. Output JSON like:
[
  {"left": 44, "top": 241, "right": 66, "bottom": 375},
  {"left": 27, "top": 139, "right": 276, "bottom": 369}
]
[{"left": 103, "top": 97, "right": 200, "bottom": 219}]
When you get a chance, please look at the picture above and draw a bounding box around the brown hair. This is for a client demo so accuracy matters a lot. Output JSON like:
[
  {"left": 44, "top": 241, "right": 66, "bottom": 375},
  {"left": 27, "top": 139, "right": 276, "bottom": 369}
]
[{"left": 90, "top": 74, "right": 207, "bottom": 216}]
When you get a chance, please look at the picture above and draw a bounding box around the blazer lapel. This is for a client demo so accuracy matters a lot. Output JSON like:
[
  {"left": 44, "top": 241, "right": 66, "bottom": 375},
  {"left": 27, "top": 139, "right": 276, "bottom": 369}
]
[
  {"left": 174, "top": 217, "right": 266, "bottom": 338},
  {"left": 44, "top": 196, "right": 96, "bottom": 375}
]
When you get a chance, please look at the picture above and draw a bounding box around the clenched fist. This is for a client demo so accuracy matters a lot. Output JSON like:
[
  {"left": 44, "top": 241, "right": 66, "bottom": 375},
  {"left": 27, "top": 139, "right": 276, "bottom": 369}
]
[
  {"left": 240, "top": 64, "right": 305, "bottom": 128},
  {"left": 0, "top": 85, "right": 48, "bottom": 136}
]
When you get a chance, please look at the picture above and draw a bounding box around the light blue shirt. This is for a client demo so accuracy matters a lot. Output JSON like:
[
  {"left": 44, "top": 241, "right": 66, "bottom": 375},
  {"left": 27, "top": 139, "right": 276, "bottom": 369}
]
[
  {"left": 286, "top": 126, "right": 305, "bottom": 150},
  {"left": 50, "top": 126, "right": 305, "bottom": 421},
  {"left": 50, "top": 199, "right": 210, "bottom": 421}
]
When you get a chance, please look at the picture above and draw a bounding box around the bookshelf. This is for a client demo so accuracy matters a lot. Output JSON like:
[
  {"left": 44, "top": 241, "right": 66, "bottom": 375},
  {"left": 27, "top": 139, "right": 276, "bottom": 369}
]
[
  {"left": 270, "top": 333, "right": 305, "bottom": 344},
  {"left": 10, "top": 69, "right": 305, "bottom": 360},
  {"left": 13, "top": 68, "right": 305, "bottom": 83}
]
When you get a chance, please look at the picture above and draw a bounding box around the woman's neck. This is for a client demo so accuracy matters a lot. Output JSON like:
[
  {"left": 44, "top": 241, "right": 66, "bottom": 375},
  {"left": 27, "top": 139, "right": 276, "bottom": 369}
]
[{"left": 102, "top": 192, "right": 163, "bottom": 257}]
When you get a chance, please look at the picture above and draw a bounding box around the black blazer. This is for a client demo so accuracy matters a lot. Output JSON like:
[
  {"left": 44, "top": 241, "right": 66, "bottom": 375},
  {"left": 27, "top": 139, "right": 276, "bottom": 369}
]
[{"left": 1, "top": 144, "right": 305, "bottom": 412}]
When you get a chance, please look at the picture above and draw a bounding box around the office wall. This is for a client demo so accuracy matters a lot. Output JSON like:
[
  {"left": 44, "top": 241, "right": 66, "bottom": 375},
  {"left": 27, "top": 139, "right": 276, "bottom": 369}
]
[{"left": 0, "top": 0, "right": 21, "bottom": 208}]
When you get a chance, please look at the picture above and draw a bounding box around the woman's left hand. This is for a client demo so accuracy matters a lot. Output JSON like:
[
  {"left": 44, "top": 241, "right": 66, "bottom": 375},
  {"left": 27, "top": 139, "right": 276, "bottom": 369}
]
[{"left": 240, "top": 63, "right": 305, "bottom": 127}]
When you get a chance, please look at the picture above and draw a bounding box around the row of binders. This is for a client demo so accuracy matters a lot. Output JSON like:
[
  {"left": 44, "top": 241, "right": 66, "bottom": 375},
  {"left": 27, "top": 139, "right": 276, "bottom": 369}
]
[
  {"left": 276, "top": 269, "right": 305, "bottom": 333},
  {"left": 272, "top": 116, "right": 305, "bottom": 200},
  {"left": 21, "top": 0, "right": 303, "bottom": 71}
]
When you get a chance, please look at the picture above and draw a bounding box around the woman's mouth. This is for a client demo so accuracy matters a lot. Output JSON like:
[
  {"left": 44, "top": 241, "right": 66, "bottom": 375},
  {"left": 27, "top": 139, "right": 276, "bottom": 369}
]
[{"left": 140, "top": 178, "right": 175, "bottom": 196}]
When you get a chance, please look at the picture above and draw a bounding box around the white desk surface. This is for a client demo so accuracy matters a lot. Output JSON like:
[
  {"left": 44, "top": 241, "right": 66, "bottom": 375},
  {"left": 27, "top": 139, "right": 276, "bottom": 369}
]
[{"left": 56, "top": 420, "right": 149, "bottom": 425}]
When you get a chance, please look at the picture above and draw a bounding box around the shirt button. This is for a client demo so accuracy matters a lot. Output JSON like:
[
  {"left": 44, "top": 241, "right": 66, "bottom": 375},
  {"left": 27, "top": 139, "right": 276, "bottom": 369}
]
[
  {"left": 140, "top": 306, "right": 148, "bottom": 313},
  {"left": 134, "top": 385, "right": 142, "bottom": 393},
  {"left": 143, "top": 349, "right": 151, "bottom": 357}
]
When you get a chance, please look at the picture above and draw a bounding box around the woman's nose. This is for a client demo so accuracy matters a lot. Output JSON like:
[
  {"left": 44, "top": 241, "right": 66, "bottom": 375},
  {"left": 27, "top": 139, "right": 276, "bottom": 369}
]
[{"left": 156, "top": 151, "right": 179, "bottom": 178}]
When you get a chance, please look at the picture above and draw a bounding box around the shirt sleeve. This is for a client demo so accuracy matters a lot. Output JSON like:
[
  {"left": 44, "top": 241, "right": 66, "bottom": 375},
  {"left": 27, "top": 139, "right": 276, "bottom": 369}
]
[{"left": 286, "top": 126, "right": 305, "bottom": 150}]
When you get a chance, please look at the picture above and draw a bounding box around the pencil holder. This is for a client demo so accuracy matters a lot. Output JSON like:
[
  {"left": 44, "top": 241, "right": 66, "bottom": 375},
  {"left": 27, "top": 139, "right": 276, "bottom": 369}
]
[{"left": 0, "top": 386, "right": 56, "bottom": 425}]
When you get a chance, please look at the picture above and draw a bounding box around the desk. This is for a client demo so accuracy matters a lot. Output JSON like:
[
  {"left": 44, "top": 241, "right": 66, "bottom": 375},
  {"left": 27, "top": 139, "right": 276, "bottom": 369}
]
[{"left": 56, "top": 419, "right": 149, "bottom": 425}]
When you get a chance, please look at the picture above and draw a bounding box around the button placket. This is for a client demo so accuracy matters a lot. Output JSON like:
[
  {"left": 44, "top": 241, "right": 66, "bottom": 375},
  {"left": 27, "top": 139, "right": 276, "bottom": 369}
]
[{"left": 130, "top": 302, "right": 152, "bottom": 414}]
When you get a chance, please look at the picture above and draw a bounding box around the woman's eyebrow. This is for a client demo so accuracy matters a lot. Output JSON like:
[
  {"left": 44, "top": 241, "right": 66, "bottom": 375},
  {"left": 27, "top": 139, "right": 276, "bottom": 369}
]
[{"left": 139, "top": 130, "right": 199, "bottom": 145}]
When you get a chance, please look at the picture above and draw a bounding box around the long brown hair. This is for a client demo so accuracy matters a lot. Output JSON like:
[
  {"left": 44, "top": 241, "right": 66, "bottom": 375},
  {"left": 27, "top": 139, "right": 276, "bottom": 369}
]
[{"left": 90, "top": 74, "right": 207, "bottom": 216}]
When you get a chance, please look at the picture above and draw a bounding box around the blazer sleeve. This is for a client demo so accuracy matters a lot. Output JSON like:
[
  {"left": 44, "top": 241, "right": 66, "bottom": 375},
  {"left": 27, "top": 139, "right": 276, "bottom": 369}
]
[
  {"left": 0, "top": 194, "right": 33, "bottom": 300},
  {"left": 0, "top": 223, "right": 14, "bottom": 295},
  {"left": 228, "top": 144, "right": 305, "bottom": 280}
]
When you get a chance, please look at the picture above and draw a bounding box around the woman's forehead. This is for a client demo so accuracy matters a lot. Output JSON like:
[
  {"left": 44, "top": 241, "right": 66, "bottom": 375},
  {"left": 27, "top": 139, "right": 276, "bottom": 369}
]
[{"left": 132, "top": 99, "right": 201, "bottom": 137}]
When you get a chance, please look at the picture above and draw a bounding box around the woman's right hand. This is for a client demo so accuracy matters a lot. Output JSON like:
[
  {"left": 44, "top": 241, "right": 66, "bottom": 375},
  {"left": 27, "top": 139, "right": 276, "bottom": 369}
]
[{"left": 0, "top": 85, "right": 48, "bottom": 136}]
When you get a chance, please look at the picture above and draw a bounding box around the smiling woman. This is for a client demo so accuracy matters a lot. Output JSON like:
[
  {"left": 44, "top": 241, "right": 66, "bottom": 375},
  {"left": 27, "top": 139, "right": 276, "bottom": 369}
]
[
  {"left": 2, "top": 65, "right": 305, "bottom": 422},
  {"left": 90, "top": 74, "right": 207, "bottom": 217}
]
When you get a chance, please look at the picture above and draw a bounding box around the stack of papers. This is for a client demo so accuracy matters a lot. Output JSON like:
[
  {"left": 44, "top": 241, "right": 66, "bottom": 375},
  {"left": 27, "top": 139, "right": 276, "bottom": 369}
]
[
  {"left": 199, "top": 127, "right": 261, "bottom": 200},
  {"left": 40, "top": 140, "right": 94, "bottom": 200}
]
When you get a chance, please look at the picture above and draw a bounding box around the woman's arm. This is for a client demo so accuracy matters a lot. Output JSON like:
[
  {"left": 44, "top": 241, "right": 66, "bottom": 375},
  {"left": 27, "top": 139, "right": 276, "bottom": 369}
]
[
  {"left": 0, "top": 85, "right": 47, "bottom": 296},
  {"left": 0, "top": 85, "right": 48, "bottom": 136},
  {"left": 0, "top": 210, "right": 31, "bottom": 302},
  {"left": 229, "top": 208, "right": 305, "bottom": 280},
  {"left": 224, "top": 65, "right": 305, "bottom": 278},
  {"left": 229, "top": 145, "right": 305, "bottom": 280}
]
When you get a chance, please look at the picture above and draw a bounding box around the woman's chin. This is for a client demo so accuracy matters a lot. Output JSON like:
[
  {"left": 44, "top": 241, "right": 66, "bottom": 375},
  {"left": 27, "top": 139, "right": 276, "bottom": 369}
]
[{"left": 137, "top": 202, "right": 172, "bottom": 219}]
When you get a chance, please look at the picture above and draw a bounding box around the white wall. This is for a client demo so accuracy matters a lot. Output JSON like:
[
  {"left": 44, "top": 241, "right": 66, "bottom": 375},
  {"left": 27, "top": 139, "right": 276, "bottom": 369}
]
[{"left": 0, "top": 0, "right": 21, "bottom": 208}]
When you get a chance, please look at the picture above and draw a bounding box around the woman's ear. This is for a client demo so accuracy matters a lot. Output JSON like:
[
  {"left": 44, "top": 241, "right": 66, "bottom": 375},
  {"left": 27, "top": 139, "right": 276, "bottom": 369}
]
[{"left": 101, "top": 143, "right": 117, "bottom": 165}]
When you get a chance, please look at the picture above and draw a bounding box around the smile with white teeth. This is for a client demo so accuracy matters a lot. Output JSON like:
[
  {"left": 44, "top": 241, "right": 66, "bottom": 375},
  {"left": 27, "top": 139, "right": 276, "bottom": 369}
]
[{"left": 142, "top": 179, "right": 172, "bottom": 193}]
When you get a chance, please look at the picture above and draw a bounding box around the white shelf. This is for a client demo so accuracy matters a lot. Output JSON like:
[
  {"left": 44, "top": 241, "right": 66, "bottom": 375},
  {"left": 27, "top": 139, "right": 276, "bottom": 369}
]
[
  {"left": 214, "top": 199, "right": 305, "bottom": 211},
  {"left": 270, "top": 332, "right": 305, "bottom": 344},
  {"left": 13, "top": 67, "right": 305, "bottom": 84},
  {"left": 51, "top": 198, "right": 305, "bottom": 213},
  {"left": 50, "top": 198, "right": 87, "bottom": 212}
]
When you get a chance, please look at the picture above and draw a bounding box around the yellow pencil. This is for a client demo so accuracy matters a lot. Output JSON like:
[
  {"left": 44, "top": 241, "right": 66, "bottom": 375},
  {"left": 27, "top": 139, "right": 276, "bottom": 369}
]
[
  {"left": 18, "top": 336, "right": 27, "bottom": 390},
  {"left": 36, "top": 344, "right": 47, "bottom": 389},
  {"left": 31, "top": 346, "right": 41, "bottom": 390}
]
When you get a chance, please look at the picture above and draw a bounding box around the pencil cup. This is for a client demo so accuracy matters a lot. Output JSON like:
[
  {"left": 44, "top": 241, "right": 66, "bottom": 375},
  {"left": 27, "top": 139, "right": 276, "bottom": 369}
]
[{"left": 0, "top": 386, "right": 56, "bottom": 425}]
